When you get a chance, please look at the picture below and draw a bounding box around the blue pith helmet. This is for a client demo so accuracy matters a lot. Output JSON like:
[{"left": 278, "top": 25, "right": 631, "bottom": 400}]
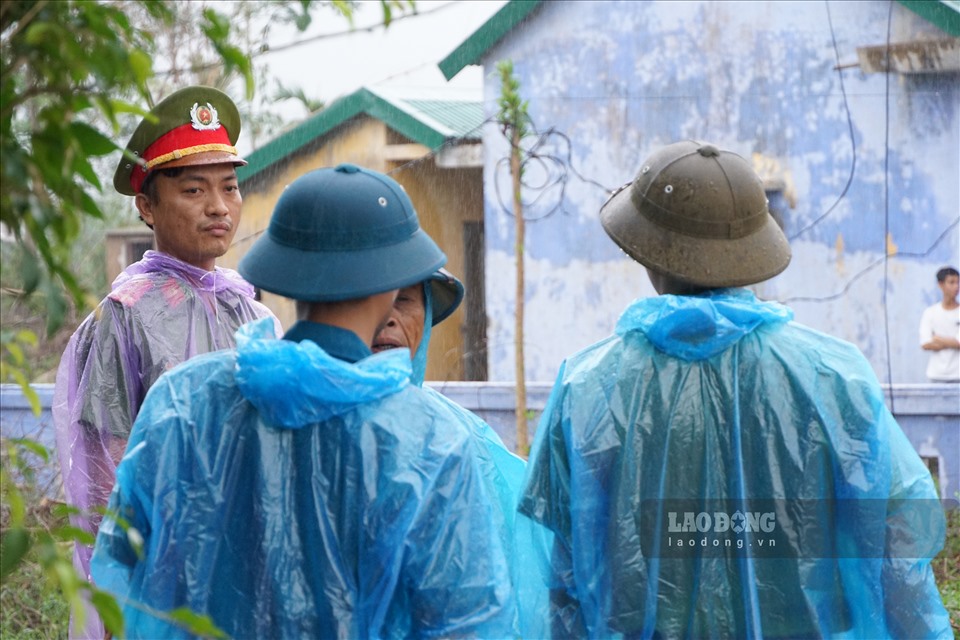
[
  {"left": 240, "top": 164, "right": 446, "bottom": 301},
  {"left": 427, "top": 268, "right": 464, "bottom": 325}
]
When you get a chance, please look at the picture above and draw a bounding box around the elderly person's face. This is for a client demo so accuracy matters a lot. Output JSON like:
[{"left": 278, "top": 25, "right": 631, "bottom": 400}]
[{"left": 372, "top": 283, "right": 425, "bottom": 355}]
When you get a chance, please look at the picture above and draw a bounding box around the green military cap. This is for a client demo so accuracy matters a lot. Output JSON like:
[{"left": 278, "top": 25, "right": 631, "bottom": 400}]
[{"left": 114, "top": 85, "right": 247, "bottom": 196}]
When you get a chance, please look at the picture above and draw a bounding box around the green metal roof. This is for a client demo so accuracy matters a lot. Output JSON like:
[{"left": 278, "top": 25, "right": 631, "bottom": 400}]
[
  {"left": 438, "top": 1, "right": 544, "bottom": 80},
  {"left": 403, "top": 98, "right": 484, "bottom": 138},
  {"left": 898, "top": 0, "right": 960, "bottom": 36},
  {"left": 237, "top": 87, "right": 484, "bottom": 184}
]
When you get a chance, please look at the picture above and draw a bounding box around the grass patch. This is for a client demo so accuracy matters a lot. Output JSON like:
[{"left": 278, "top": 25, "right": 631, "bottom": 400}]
[
  {"left": 934, "top": 502, "right": 960, "bottom": 636},
  {"left": 0, "top": 554, "right": 69, "bottom": 640}
]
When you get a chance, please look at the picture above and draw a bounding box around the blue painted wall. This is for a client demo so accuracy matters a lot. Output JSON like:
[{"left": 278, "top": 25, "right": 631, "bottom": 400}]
[{"left": 477, "top": 0, "right": 959, "bottom": 383}]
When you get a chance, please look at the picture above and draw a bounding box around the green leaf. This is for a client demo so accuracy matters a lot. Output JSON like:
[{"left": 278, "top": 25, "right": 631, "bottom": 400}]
[
  {"left": 294, "top": 11, "right": 312, "bottom": 31},
  {"left": 18, "top": 249, "right": 42, "bottom": 294},
  {"left": 6, "top": 342, "right": 24, "bottom": 366},
  {"left": 92, "top": 590, "right": 125, "bottom": 637},
  {"left": 53, "top": 557, "right": 82, "bottom": 592},
  {"left": 15, "top": 330, "right": 38, "bottom": 347},
  {"left": 73, "top": 155, "right": 103, "bottom": 191},
  {"left": 2, "top": 479, "right": 27, "bottom": 527},
  {"left": 77, "top": 189, "right": 105, "bottom": 219},
  {"left": 168, "top": 607, "right": 229, "bottom": 638},
  {"left": 0, "top": 528, "right": 32, "bottom": 582},
  {"left": 43, "top": 279, "right": 67, "bottom": 336},
  {"left": 52, "top": 503, "right": 83, "bottom": 519},
  {"left": 128, "top": 49, "right": 153, "bottom": 87},
  {"left": 24, "top": 384, "right": 41, "bottom": 416},
  {"left": 69, "top": 122, "right": 117, "bottom": 156},
  {"left": 331, "top": 0, "right": 353, "bottom": 25},
  {"left": 52, "top": 525, "right": 96, "bottom": 546},
  {"left": 201, "top": 8, "right": 230, "bottom": 41},
  {"left": 10, "top": 437, "right": 50, "bottom": 463},
  {"left": 10, "top": 368, "right": 33, "bottom": 396},
  {"left": 23, "top": 22, "right": 58, "bottom": 46}
]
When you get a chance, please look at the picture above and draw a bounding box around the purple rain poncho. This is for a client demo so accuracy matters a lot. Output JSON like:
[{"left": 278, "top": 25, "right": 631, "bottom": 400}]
[
  {"left": 90, "top": 317, "right": 515, "bottom": 639},
  {"left": 53, "top": 251, "right": 278, "bottom": 637},
  {"left": 519, "top": 288, "right": 951, "bottom": 639}
]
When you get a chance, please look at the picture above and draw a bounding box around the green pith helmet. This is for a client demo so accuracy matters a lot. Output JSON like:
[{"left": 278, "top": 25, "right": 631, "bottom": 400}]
[
  {"left": 600, "top": 140, "right": 791, "bottom": 288},
  {"left": 239, "top": 164, "right": 446, "bottom": 302},
  {"left": 114, "top": 86, "right": 247, "bottom": 196}
]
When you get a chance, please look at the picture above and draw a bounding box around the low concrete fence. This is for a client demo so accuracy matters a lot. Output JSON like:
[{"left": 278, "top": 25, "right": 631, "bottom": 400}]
[{"left": 2, "top": 382, "right": 957, "bottom": 500}]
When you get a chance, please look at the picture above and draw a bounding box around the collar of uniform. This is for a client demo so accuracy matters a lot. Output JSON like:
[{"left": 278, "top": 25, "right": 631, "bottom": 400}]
[{"left": 282, "top": 321, "right": 372, "bottom": 363}]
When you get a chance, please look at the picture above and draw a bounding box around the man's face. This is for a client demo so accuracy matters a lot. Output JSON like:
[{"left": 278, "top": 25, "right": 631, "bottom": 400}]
[
  {"left": 372, "top": 284, "right": 425, "bottom": 355},
  {"left": 135, "top": 163, "right": 241, "bottom": 271},
  {"left": 940, "top": 274, "right": 960, "bottom": 302}
]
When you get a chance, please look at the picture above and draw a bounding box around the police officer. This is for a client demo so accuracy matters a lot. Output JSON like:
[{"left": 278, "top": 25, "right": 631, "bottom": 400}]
[{"left": 53, "top": 85, "right": 277, "bottom": 640}]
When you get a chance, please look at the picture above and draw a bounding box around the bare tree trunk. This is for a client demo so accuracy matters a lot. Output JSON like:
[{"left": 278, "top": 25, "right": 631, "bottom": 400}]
[{"left": 512, "top": 126, "right": 528, "bottom": 457}]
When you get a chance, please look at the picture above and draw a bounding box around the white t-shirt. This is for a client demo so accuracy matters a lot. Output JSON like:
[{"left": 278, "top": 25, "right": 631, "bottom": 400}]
[{"left": 919, "top": 302, "right": 960, "bottom": 382}]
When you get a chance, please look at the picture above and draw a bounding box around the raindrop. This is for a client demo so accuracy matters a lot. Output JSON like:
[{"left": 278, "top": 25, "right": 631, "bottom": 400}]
[{"left": 664, "top": 185, "right": 673, "bottom": 194}]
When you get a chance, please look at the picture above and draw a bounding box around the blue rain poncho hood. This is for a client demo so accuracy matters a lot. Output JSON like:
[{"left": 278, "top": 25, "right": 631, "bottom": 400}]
[
  {"left": 91, "top": 317, "right": 515, "bottom": 639},
  {"left": 519, "top": 289, "right": 950, "bottom": 639},
  {"left": 235, "top": 318, "right": 412, "bottom": 427},
  {"left": 615, "top": 287, "right": 793, "bottom": 360}
]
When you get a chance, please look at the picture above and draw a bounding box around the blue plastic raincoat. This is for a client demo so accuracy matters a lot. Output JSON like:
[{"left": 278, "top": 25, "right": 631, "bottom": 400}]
[
  {"left": 519, "top": 289, "right": 951, "bottom": 639},
  {"left": 415, "top": 285, "right": 551, "bottom": 638},
  {"left": 91, "top": 317, "right": 515, "bottom": 639}
]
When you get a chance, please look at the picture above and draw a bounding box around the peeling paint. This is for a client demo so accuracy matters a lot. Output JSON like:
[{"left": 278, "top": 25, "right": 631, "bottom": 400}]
[
  {"left": 752, "top": 152, "right": 798, "bottom": 209},
  {"left": 479, "top": 0, "right": 959, "bottom": 383},
  {"left": 835, "top": 233, "right": 845, "bottom": 273},
  {"left": 857, "top": 39, "right": 960, "bottom": 74}
]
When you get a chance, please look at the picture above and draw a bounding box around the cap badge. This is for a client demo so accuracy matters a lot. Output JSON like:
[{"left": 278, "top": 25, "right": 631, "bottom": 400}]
[{"left": 190, "top": 102, "right": 220, "bottom": 131}]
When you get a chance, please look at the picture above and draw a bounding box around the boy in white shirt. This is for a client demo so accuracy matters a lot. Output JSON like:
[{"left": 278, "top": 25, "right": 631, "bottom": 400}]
[{"left": 919, "top": 265, "right": 960, "bottom": 382}]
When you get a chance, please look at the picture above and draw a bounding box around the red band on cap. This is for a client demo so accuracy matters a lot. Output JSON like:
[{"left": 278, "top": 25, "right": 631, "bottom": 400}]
[{"left": 130, "top": 123, "right": 237, "bottom": 193}]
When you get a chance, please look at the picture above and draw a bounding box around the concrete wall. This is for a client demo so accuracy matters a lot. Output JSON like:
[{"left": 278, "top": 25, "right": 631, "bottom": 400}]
[
  {"left": 432, "top": 381, "right": 959, "bottom": 501},
  {"left": 4, "top": 383, "right": 956, "bottom": 500},
  {"left": 476, "top": 0, "right": 959, "bottom": 385}
]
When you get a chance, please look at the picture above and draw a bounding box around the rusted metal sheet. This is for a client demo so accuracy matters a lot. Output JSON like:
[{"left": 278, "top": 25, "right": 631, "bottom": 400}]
[{"left": 857, "top": 38, "right": 960, "bottom": 73}]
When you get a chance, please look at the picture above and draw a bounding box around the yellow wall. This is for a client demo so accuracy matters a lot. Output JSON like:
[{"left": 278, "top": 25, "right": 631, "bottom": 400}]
[
  {"left": 220, "top": 116, "right": 478, "bottom": 382},
  {"left": 392, "top": 161, "right": 482, "bottom": 382}
]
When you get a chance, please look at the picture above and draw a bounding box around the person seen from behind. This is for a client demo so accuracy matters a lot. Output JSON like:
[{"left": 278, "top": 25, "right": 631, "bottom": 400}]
[{"left": 518, "top": 140, "right": 951, "bottom": 638}]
